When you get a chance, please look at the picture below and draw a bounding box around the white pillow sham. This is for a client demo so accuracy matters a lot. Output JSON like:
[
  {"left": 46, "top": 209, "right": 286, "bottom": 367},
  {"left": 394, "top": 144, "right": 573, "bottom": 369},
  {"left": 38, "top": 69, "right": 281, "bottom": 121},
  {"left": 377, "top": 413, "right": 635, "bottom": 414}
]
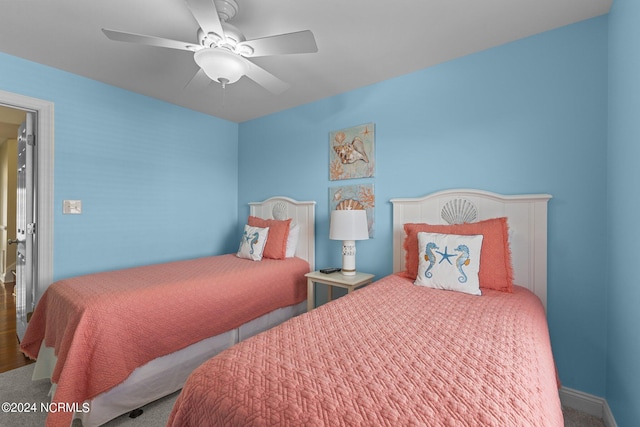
[
  {"left": 285, "top": 223, "right": 300, "bottom": 258},
  {"left": 237, "top": 225, "right": 269, "bottom": 261},
  {"left": 414, "top": 232, "right": 483, "bottom": 296}
]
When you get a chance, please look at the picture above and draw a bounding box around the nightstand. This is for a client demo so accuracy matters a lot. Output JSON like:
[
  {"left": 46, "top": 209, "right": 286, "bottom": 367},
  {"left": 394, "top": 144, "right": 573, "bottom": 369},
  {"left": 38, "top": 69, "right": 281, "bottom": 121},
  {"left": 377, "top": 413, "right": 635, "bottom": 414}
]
[{"left": 305, "top": 270, "right": 374, "bottom": 311}]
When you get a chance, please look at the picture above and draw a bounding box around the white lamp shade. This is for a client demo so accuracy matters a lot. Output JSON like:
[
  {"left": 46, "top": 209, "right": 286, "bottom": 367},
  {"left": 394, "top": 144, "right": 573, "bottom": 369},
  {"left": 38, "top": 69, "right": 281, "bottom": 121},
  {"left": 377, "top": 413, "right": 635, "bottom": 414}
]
[
  {"left": 329, "top": 209, "right": 369, "bottom": 241},
  {"left": 194, "top": 48, "right": 248, "bottom": 84}
]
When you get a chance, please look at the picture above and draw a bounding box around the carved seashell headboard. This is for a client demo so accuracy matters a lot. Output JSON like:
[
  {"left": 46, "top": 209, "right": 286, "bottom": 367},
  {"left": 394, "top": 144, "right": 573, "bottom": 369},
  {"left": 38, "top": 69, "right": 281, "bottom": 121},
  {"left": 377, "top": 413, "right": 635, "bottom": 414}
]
[
  {"left": 391, "top": 189, "right": 552, "bottom": 309},
  {"left": 248, "top": 197, "right": 316, "bottom": 271},
  {"left": 440, "top": 198, "right": 478, "bottom": 224}
]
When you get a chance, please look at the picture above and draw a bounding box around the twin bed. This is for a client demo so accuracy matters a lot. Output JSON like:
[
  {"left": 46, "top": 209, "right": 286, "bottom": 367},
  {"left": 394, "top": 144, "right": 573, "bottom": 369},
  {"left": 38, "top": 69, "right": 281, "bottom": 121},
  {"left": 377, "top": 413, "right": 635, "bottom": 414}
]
[
  {"left": 20, "top": 196, "right": 316, "bottom": 427},
  {"left": 22, "top": 189, "right": 562, "bottom": 426},
  {"left": 167, "top": 189, "right": 561, "bottom": 426}
]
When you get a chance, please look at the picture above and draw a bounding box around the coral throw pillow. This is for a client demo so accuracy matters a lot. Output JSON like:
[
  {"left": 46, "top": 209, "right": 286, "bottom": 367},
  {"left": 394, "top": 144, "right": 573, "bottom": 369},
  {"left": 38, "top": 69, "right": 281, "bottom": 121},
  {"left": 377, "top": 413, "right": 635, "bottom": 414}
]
[
  {"left": 402, "top": 217, "right": 514, "bottom": 292},
  {"left": 248, "top": 216, "right": 292, "bottom": 260}
]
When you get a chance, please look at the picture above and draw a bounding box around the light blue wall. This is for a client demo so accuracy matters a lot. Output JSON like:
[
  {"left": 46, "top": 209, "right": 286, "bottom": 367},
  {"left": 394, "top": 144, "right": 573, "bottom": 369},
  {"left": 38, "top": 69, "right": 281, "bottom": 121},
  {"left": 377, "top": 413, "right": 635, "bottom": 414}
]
[
  {"left": 607, "top": 0, "right": 640, "bottom": 424},
  {"left": 239, "top": 17, "right": 609, "bottom": 397},
  {"left": 0, "top": 53, "right": 239, "bottom": 280}
]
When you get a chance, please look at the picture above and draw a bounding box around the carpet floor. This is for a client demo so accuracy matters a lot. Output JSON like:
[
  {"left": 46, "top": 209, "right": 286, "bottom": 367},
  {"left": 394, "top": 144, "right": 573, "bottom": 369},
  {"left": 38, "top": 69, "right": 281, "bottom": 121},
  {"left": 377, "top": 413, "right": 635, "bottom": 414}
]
[
  {"left": 0, "top": 364, "right": 606, "bottom": 426},
  {"left": 0, "top": 363, "right": 176, "bottom": 427}
]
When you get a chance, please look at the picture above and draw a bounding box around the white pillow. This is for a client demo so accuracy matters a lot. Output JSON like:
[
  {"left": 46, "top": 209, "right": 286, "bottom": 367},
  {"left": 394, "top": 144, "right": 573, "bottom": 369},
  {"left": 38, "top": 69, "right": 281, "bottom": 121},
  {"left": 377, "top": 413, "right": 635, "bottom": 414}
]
[
  {"left": 414, "top": 232, "right": 483, "bottom": 296},
  {"left": 285, "top": 223, "right": 300, "bottom": 258},
  {"left": 237, "top": 225, "right": 269, "bottom": 261}
]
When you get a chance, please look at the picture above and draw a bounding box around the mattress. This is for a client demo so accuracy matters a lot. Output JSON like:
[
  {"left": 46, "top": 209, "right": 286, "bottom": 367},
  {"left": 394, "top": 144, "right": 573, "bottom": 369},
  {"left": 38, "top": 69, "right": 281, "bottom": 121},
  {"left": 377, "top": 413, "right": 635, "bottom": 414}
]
[
  {"left": 168, "top": 273, "right": 563, "bottom": 426},
  {"left": 20, "top": 254, "right": 309, "bottom": 427}
]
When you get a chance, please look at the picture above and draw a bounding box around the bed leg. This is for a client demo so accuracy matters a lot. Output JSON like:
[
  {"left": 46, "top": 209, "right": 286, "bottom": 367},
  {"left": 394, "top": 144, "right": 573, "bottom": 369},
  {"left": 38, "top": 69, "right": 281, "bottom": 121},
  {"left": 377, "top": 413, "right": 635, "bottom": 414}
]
[{"left": 129, "top": 408, "right": 144, "bottom": 418}]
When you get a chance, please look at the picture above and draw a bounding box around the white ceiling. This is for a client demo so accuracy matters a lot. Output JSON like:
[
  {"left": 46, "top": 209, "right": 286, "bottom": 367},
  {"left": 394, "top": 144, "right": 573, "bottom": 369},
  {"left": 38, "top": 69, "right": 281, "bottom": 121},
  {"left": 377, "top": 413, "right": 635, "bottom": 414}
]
[{"left": 0, "top": 0, "right": 611, "bottom": 123}]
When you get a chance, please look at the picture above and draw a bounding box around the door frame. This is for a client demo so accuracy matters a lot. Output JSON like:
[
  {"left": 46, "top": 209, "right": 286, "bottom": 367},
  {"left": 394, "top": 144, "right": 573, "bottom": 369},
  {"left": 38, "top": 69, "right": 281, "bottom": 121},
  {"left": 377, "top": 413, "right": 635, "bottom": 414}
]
[{"left": 0, "top": 89, "right": 54, "bottom": 308}]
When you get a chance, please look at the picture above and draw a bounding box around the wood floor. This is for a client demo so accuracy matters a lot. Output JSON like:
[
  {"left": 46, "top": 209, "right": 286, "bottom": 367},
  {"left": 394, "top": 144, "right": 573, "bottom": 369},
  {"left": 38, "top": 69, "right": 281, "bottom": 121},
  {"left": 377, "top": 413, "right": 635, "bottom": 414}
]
[{"left": 0, "top": 281, "right": 33, "bottom": 373}]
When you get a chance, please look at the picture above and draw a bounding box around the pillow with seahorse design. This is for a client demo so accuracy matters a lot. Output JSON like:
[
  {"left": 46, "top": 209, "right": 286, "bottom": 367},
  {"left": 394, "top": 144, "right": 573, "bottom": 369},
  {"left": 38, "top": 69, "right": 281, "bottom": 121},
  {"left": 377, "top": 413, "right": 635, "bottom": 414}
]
[
  {"left": 414, "top": 232, "right": 483, "bottom": 296},
  {"left": 237, "top": 225, "right": 270, "bottom": 261},
  {"left": 402, "top": 218, "right": 514, "bottom": 292}
]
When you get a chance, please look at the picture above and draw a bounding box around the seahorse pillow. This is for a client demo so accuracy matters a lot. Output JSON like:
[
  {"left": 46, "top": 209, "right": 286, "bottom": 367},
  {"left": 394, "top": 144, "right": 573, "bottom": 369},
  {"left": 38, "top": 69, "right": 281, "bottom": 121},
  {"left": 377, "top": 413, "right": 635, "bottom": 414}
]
[
  {"left": 402, "top": 217, "right": 514, "bottom": 292},
  {"left": 414, "top": 232, "right": 484, "bottom": 296},
  {"left": 237, "top": 225, "right": 270, "bottom": 261}
]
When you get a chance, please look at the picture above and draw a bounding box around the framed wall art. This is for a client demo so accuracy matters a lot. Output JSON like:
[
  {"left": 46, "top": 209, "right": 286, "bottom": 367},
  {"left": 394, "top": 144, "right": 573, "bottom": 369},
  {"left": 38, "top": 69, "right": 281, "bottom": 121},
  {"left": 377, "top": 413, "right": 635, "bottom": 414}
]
[
  {"left": 329, "top": 123, "right": 375, "bottom": 180},
  {"left": 329, "top": 183, "right": 375, "bottom": 237}
]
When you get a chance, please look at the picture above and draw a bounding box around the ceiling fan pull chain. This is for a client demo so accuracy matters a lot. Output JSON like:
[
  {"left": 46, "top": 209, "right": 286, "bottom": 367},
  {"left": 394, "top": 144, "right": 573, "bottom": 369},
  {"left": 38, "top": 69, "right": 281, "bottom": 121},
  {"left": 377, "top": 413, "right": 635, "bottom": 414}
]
[{"left": 220, "top": 78, "right": 227, "bottom": 111}]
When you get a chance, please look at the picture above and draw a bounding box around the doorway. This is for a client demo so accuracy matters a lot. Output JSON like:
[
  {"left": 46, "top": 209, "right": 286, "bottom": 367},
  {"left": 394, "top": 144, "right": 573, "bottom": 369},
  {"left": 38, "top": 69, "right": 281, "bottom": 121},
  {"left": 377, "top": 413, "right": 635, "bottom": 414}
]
[
  {"left": 0, "top": 105, "right": 31, "bottom": 371},
  {"left": 0, "top": 105, "right": 24, "bottom": 284},
  {"left": 0, "top": 89, "right": 54, "bottom": 349}
]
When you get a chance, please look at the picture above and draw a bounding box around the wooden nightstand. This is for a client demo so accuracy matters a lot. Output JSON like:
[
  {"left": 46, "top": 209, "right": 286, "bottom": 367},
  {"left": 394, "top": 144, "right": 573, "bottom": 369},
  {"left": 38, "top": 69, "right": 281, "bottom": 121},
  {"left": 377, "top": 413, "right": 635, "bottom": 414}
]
[{"left": 305, "top": 270, "right": 374, "bottom": 311}]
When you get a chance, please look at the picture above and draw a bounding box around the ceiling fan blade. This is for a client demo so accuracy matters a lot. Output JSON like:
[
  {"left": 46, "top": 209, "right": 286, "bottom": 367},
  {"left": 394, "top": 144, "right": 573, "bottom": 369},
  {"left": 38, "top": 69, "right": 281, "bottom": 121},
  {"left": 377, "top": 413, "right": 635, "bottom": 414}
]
[
  {"left": 243, "top": 58, "right": 290, "bottom": 94},
  {"left": 185, "top": 0, "right": 225, "bottom": 37},
  {"left": 102, "top": 28, "right": 198, "bottom": 51},
  {"left": 185, "top": 69, "right": 212, "bottom": 90},
  {"left": 239, "top": 30, "right": 318, "bottom": 57}
]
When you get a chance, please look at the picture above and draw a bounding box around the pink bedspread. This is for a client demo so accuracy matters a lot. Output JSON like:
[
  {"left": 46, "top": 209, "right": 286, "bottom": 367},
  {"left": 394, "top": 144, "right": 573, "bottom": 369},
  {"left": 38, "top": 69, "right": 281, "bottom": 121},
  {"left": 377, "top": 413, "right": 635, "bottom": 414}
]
[
  {"left": 20, "top": 254, "right": 308, "bottom": 427},
  {"left": 168, "top": 273, "right": 562, "bottom": 426}
]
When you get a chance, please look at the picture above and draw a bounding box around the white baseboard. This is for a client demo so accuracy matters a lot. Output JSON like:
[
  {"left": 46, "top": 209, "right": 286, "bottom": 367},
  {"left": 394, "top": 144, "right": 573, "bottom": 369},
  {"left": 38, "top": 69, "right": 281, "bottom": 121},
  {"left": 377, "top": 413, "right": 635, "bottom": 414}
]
[
  {"left": 602, "top": 401, "right": 618, "bottom": 427},
  {"left": 559, "top": 386, "right": 618, "bottom": 427}
]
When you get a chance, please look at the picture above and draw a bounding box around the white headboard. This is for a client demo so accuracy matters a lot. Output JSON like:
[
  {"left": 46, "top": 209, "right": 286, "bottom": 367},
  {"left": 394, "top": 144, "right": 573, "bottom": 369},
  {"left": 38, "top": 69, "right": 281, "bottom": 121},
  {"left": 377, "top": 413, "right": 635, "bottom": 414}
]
[
  {"left": 248, "top": 197, "right": 316, "bottom": 271},
  {"left": 390, "top": 189, "right": 551, "bottom": 309}
]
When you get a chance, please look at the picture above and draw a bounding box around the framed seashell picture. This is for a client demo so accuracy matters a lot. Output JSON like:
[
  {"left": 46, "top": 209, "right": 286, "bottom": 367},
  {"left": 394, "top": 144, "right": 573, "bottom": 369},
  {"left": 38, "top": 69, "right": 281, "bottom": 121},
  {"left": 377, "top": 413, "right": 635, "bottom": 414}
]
[
  {"left": 329, "top": 123, "right": 375, "bottom": 180},
  {"left": 330, "top": 184, "right": 375, "bottom": 237}
]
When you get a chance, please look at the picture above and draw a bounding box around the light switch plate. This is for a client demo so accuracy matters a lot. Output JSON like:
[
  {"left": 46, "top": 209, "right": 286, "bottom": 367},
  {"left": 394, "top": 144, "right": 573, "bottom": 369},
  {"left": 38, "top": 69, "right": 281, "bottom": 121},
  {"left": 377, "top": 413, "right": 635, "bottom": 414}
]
[{"left": 63, "top": 200, "right": 82, "bottom": 214}]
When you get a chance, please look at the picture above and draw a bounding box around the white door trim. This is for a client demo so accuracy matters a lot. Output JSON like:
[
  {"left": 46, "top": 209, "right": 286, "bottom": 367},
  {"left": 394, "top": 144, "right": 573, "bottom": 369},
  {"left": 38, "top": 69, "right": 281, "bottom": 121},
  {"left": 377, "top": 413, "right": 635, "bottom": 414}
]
[{"left": 0, "top": 89, "right": 54, "bottom": 305}]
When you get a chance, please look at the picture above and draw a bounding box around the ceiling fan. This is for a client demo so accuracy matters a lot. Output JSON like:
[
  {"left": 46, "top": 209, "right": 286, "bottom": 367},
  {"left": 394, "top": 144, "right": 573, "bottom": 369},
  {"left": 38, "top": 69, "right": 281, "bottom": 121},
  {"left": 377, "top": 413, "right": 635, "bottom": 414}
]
[{"left": 102, "top": 0, "right": 317, "bottom": 94}]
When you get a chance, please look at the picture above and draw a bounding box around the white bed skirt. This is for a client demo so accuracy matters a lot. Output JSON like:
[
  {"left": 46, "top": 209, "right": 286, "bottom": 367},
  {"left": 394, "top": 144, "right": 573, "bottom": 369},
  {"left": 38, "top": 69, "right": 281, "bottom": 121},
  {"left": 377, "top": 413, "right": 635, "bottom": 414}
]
[{"left": 32, "top": 301, "right": 306, "bottom": 427}]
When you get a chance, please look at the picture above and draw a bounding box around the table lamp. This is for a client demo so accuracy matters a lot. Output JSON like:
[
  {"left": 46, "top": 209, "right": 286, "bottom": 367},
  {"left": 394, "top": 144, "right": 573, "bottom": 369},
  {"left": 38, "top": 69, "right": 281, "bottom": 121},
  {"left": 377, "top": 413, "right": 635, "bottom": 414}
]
[{"left": 329, "top": 209, "right": 369, "bottom": 275}]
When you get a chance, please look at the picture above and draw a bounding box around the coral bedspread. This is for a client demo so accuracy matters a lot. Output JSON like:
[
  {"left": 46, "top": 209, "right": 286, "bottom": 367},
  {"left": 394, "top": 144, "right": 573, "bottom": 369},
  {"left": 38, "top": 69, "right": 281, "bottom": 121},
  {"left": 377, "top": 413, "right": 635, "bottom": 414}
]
[
  {"left": 20, "top": 254, "right": 309, "bottom": 427},
  {"left": 168, "top": 273, "right": 562, "bottom": 426}
]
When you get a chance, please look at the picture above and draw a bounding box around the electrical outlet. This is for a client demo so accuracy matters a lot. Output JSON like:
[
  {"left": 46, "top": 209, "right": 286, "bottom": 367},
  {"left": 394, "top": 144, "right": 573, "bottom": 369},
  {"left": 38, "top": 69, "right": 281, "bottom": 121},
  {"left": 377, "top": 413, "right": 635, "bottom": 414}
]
[{"left": 63, "top": 200, "right": 82, "bottom": 214}]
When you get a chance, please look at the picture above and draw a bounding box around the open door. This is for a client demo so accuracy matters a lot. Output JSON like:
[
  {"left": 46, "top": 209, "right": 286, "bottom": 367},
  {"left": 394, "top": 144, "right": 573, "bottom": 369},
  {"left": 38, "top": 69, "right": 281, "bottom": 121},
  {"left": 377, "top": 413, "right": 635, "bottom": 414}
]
[
  {"left": 12, "top": 112, "right": 36, "bottom": 341},
  {"left": 1, "top": 90, "right": 54, "bottom": 337}
]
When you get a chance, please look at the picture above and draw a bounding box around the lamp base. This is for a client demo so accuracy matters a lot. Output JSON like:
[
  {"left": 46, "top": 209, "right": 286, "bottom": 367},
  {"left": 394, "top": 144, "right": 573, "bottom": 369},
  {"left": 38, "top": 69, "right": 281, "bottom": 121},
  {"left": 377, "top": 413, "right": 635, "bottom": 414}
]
[{"left": 341, "top": 240, "right": 357, "bottom": 276}]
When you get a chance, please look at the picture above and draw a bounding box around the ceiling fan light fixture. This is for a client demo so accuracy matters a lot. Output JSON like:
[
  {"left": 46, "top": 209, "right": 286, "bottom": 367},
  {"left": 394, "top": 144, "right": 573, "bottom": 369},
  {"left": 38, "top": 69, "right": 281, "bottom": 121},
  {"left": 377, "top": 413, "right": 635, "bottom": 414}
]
[{"left": 194, "top": 48, "right": 248, "bottom": 85}]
